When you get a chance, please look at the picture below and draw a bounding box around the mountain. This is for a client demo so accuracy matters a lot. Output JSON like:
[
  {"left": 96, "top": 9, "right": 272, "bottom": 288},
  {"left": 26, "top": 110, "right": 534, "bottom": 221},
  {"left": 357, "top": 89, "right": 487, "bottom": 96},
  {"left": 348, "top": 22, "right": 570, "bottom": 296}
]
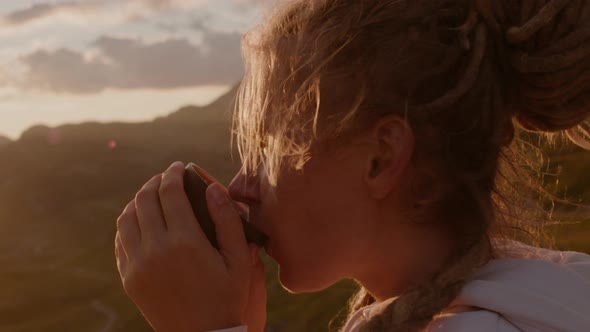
[
  {"left": 0, "top": 84, "right": 356, "bottom": 332},
  {"left": 0, "top": 135, "right": 11, "bottom": 147}
]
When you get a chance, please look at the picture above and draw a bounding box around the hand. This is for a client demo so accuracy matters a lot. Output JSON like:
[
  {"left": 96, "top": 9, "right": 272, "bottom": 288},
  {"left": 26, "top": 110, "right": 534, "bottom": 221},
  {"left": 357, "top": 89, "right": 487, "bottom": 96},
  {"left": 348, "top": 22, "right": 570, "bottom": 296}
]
[{"left": 114, "top": 161, "right": 267, "bottom": 332}]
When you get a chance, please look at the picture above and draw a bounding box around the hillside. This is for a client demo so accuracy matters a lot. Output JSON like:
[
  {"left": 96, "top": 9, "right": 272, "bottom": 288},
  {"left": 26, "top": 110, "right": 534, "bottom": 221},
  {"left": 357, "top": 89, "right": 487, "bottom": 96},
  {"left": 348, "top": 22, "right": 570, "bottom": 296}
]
[{"left": 0, "top": 135, "right": 11, "bottom": 147}]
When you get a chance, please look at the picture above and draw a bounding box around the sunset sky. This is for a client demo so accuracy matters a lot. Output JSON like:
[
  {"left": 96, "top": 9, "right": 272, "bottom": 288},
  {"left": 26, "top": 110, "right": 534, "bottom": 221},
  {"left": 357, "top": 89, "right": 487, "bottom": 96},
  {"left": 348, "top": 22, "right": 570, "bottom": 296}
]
[{"left": 0, "top": 0, "right": 271, "bottom": 140}]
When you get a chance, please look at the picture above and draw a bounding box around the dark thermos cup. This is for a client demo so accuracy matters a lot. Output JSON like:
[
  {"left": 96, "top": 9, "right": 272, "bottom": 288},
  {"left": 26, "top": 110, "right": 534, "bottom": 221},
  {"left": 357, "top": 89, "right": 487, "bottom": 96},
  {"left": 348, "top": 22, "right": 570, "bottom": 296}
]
[{"left": 183, "top": 162, "right": 268, "bottom": 249}]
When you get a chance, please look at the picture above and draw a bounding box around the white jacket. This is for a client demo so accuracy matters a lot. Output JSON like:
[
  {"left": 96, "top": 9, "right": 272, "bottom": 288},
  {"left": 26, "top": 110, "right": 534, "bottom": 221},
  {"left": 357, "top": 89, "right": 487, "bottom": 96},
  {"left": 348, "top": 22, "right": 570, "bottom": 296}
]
[
  {"left": 343, "top": 242, "right": 590, "bottom": 332},
  {"left": 213, "top": 242, "right": 590, "bottom": 332}
]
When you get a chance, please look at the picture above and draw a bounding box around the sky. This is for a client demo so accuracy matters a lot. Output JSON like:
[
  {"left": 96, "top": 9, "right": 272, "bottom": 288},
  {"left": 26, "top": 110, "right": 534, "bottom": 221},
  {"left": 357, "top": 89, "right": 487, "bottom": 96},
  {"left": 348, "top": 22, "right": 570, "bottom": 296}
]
[{"left": 0, "top": 0, "right": 272, "bottom": 140}]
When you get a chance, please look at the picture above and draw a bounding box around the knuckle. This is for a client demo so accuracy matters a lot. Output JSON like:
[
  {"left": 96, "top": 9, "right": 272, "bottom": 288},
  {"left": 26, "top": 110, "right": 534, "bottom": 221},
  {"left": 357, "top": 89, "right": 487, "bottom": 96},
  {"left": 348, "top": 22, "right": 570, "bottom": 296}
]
[
  {"left": 116, "top": 215, "right": 125, "bottom": 229},
  {"left": 135, "top": 189, "right": 151, "bottom": 203},
  {"left": 123, "top": 200, "right": 135, "bottom": 214},
  {"left": 116, "top": 208, "right": 135, "bottom": 228}
]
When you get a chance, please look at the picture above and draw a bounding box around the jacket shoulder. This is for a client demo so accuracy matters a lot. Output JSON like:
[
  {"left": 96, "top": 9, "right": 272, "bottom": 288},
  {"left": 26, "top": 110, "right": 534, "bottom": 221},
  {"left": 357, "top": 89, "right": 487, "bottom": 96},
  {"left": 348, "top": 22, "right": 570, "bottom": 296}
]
[{"left": 429, "top": 310, "right": 520, "bottom": 332}]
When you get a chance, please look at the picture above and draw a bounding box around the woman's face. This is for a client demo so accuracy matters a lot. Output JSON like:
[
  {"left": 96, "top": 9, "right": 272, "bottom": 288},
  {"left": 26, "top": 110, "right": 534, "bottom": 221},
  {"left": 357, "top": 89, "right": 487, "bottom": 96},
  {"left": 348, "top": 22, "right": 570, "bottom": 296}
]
[
  {"left": 228, "top": 142, "right": 378, "bottom": 293},
  {"left": 228, "top": 117, "right": 456, "bottom": 300}
]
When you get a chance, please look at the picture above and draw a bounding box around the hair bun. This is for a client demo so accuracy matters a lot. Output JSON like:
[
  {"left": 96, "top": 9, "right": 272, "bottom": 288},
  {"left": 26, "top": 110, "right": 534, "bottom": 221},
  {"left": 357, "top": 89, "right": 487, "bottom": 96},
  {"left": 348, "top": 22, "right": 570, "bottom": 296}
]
[{"left": 479, "top": 0, "right": 590, "bottom": 144}]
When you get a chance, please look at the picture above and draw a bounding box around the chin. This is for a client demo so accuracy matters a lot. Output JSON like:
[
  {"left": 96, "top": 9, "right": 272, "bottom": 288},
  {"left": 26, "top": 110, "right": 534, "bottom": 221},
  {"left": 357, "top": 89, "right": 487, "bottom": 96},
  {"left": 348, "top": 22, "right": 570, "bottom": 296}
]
[{"left": 277, "top": 264, "right": 336, "bottom": 294}]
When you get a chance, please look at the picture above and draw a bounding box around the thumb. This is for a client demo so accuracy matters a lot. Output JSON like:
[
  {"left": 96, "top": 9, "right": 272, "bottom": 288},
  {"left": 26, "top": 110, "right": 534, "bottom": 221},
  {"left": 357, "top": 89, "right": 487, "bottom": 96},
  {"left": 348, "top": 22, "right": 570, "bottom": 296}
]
[{"left": 205, "top": 182, "right": 250, "bottom": 272}]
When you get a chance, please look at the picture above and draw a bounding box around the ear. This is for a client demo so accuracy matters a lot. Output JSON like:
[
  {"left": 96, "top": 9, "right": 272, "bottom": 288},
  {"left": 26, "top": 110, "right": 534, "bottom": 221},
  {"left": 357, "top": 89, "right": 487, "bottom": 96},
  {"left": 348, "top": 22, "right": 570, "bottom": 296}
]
[{"left": 364, "top": 115, "right": 414, "bottom": 199}]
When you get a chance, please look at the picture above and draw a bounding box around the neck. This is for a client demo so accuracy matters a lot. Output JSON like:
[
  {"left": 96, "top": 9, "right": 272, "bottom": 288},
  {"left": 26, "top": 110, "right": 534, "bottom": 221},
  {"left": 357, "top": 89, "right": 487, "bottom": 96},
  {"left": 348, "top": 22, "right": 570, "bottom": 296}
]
[{"left": 353, "top": 217, "right": 456, "bottom": 303}]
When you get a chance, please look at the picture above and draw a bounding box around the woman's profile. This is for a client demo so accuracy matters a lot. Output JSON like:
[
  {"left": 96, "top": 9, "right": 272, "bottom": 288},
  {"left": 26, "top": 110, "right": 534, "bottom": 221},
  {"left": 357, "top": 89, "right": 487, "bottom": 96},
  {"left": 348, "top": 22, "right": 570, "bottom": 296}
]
[{"left": 114, "top": 1, "right": 590, "bottom": 331}]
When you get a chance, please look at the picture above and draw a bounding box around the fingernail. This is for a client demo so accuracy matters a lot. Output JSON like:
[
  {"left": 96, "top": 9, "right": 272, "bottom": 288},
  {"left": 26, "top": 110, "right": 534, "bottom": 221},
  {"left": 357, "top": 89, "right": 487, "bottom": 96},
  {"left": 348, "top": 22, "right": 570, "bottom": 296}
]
[{"left": 211, "top": 183, "right": 229, "bottom": 205}]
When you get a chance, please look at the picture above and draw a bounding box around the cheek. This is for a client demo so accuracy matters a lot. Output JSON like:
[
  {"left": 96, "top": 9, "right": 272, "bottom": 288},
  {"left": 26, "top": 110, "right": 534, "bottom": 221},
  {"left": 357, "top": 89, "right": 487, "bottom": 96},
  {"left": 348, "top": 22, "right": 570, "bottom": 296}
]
[
  {"left": 263, "top": 162, "right": 367, "bottom": 292},
  {"left": 269, "top": 196, "right": 361, "bottom": 292}
]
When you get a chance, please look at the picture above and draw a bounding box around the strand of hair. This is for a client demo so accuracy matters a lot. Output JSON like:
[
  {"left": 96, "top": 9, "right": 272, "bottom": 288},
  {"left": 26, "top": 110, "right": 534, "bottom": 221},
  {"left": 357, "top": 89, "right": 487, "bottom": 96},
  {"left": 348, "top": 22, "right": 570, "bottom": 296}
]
[{"left": 506, "top": 0, "right": 570, "bottom": 44}]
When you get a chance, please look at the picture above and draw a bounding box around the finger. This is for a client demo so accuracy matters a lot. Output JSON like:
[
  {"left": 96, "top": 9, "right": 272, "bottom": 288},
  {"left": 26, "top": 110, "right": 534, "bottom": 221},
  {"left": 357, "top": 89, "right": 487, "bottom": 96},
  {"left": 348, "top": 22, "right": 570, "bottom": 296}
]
[
  {"left": 205, "top": 182, "right": 250, "bottom": 273},
  {"left": 249, "top": 244, "right": 267, "bottom": 289},
  {"left": 135, "top": 174, "right": 166, "bottom": 239},
  {"left": 117, "top": 199, "right": 141, "bottom": 257},
  {"left": 159, "top": 161, "right": 201, "bottom": 233},
  {"left": 115, "top": 232, "right": 128, "bottom": 277},
  {"left": 249, "top": 259, "right": 267, "bottom": 297},
  {"left": 246, "top": 244, "right": 267, "bottom": 332}
]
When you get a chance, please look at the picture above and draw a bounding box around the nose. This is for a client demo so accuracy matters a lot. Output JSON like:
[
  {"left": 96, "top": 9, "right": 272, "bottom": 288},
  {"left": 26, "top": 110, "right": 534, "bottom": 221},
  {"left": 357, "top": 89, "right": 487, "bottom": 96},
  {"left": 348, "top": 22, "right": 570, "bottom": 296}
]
[{"left": 228, "top": 166, "right": 261, "bottom": 206}]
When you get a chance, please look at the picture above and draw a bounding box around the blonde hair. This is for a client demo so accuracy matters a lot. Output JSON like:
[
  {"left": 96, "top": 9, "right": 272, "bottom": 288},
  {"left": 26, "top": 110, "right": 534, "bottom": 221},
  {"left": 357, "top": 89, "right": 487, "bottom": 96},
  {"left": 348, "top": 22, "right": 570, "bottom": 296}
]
[{"left": 231, "top": 0, "right": 590, "bottom": 331}]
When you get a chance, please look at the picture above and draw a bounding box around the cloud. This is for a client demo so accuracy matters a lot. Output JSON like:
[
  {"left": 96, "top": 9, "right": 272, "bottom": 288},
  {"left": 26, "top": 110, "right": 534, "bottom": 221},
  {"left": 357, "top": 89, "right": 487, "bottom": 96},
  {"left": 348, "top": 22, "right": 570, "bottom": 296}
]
[
  {"left": 190, "top": 12, "right": 212, "bottom": 31},
  {"left": 18, "top": 32, "right": 244, "bottom": 93},
  {"left": 0, "top": 0, "right": 199, "bottom": 27},
  {"left": 1, "top": 2, "right": 97, "bottom": 26}
]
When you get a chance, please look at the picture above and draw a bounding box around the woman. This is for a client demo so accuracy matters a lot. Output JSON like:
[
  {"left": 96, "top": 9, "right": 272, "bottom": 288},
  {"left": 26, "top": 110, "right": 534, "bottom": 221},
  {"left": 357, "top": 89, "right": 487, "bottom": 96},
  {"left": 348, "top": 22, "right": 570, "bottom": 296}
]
[{"left": 114, "top": 0, "right": 590, "bottom": 331}]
